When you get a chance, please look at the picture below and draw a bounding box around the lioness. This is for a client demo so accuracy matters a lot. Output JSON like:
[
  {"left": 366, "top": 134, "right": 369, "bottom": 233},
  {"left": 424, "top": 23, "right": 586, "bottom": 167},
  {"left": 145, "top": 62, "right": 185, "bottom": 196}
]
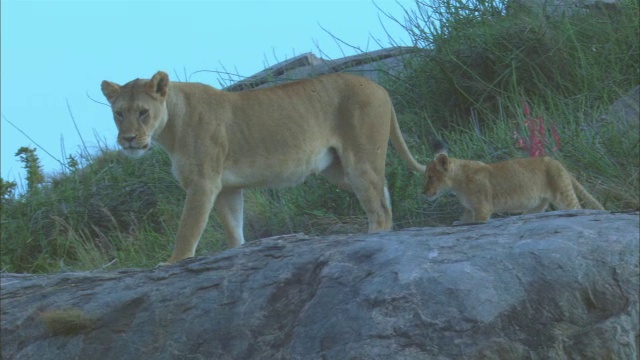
[
  {"left": 101, "top": 71, "right": 425, "bottom": 263},
  {"left": 423, "top": 152, "right": 604, "bottom": 223}
]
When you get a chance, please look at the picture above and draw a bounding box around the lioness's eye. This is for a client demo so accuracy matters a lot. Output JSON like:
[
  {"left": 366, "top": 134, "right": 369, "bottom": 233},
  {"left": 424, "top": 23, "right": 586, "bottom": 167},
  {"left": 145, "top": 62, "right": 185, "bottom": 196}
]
[
  {"left": 115, "top": 111, "right": 123, "bottom": 120},
  {"left": 139, "top": 109, "right": 149, "bottom": 118}
]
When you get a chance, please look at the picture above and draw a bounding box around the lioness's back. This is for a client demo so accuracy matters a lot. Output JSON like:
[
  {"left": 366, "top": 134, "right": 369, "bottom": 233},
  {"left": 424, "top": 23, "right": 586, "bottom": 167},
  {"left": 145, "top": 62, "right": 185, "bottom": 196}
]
[{"left": 233, "top": 73, "right": 391, "bottom": 110}]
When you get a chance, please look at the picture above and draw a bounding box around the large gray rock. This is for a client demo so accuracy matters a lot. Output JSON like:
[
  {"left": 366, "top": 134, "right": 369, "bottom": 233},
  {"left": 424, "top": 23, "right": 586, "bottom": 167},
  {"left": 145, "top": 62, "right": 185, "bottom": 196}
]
[
  {"left": 223, "top": 47, "right": 421, "bottom": 91},
  {"left": 1, "top": 211, "right": 638, "bottom": 359},
  {"left": 603, "top": 85, "right": 640, "bottom": 132},
  {"left": 509, "top": 0, "right": 621, "bottom": 16}
]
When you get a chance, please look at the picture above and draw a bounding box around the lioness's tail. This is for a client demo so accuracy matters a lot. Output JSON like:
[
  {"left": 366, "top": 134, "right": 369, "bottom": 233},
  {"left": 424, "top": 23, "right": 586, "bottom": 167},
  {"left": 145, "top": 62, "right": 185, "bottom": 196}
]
[
  {"left": 571, "top": 177, "right": 605, "bottom": 210},
  {"left": 389, "top": 108, "right": 426, "bottom": 173}
]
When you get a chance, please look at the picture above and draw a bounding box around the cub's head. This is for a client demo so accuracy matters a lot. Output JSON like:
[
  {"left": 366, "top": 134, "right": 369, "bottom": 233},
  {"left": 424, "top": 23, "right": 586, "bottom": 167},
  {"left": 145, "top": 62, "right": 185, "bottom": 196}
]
[
  {"left": 423, "top": 153, "right": 452, "bottom": 200},
  {"left": 101, "top": 71, "right": 170, "bottom": 158}
]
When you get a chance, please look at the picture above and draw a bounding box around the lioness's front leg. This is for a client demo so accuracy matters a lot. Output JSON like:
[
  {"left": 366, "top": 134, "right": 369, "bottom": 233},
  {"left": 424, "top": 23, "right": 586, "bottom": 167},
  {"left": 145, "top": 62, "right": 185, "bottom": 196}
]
[{"left": 166, "top": 182, "right": 218, "bottom": 263}]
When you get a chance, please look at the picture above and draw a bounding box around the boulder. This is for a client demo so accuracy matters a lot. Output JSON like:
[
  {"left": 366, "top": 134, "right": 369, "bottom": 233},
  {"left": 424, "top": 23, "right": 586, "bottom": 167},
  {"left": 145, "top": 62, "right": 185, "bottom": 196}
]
[
  {"left": 509, "top": 0, "right": 621, "bottom": 16},
  {"left": 603, "top": 85, "right": 640, "bottom": 132},
  {"left": 1, "top": 210, "right": 638, "bottom": 359},
  {"left": 223, "top": 47, "right": 422, "bottom": 91}
]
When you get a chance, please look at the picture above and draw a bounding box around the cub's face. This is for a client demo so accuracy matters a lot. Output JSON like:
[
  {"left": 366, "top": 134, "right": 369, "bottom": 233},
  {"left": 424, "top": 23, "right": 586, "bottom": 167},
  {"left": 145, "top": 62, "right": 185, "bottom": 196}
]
[
  {"left": 423, "top": 153, "right": 451, "bottom": 200},
  {"left": 101, "top": 71, "right": 169, "bottom": 158}
]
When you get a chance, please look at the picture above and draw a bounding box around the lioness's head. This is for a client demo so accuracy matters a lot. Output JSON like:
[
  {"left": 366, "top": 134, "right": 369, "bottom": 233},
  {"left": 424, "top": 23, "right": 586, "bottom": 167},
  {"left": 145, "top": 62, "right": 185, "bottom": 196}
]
[
  {"left": 423, "top": 153, "right": 451, "bottom": 200},
  {"left": 101, "top": 71, "right": 170, "bottom": 158}
]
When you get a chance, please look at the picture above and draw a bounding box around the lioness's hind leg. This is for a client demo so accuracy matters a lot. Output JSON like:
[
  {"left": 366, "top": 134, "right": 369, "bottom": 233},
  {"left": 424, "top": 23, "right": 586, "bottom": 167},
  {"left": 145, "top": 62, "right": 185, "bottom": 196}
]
[
  {"left": 214, "top": 188, "right": 246, "bottom": 248},
  {"left": 343, "top": 164, "right": 392, "bottom": 232},
  {"left": 320, "top": 161, "right": 352, "bottom": 191}
]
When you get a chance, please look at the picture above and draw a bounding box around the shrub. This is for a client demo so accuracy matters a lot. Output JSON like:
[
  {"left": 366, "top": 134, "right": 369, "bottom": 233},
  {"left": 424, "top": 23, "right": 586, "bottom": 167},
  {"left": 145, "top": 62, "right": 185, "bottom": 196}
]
[{"left": 388, "top": 0, "right": 639, "bottom": 131}]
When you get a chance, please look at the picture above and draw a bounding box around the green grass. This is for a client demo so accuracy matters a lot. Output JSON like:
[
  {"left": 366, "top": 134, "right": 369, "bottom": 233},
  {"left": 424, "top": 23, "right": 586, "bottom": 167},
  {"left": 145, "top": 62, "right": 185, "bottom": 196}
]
[{"left": 2, "top": 0, "right": 638, "bottom": 273}]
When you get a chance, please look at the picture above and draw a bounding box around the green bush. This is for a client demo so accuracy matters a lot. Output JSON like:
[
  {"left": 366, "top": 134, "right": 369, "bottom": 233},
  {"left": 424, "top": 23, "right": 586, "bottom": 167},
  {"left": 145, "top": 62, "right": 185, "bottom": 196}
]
[
  {"left": 1, "top": 148, "right": 186, "bottom": 272},
  {"left": 389, "top": 0, "right": 639, "bottom": 130}
]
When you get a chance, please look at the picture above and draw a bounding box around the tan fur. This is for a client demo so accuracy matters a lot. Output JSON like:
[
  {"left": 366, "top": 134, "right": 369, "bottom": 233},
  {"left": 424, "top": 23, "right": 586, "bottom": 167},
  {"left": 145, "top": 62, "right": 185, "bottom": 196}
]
[
  {"left": 423, "top": 153, "right": 604, "bottom": 223},
  {"left": 101, "top": 71, "right": 425, "bottom": 263}
]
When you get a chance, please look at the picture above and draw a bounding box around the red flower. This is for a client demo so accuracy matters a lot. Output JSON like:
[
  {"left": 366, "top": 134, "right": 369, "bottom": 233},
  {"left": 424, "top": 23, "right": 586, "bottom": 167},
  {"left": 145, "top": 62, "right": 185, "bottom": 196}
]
[{"left": 514, "top": 101, "right": 561, "bottom": 158}]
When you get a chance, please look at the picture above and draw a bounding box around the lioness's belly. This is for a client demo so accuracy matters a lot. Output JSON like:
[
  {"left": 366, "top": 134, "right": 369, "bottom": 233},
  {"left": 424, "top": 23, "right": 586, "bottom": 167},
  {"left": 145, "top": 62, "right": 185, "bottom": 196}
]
[{"left": 221, "top": 148, "right": 335, "bottom": 188}]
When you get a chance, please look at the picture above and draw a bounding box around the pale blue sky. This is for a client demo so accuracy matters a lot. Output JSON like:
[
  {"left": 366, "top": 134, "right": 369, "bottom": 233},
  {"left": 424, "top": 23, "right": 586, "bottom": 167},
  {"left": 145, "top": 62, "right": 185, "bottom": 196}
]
[{"left": 1, "top": 0, "right": 419, "bottom": 188}]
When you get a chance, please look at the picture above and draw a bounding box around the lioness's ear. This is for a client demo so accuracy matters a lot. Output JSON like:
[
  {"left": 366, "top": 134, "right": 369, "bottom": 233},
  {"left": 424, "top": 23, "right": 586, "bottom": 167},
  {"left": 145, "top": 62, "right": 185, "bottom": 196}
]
[
  {"left": 147, "top": 71, "right": 169, "bottom": 99},
  {"left": 435, "top": 153, "right": 450, "bottom": 172},
  {"left": 101, "top": 80, "right": 121, "bottom": 104}
]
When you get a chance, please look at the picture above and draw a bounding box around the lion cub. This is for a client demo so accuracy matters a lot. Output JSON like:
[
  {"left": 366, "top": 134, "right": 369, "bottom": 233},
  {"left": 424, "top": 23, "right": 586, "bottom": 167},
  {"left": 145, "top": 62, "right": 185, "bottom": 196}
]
[{"left": 423, "top": 153, "right": 604, "bottom": 223}]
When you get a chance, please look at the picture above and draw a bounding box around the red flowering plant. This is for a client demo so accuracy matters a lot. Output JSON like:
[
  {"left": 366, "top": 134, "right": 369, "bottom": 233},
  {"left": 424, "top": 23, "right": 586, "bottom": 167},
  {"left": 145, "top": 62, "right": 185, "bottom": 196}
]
[{"left": 513, "top": 101, "right": 561, "bottom": 157}]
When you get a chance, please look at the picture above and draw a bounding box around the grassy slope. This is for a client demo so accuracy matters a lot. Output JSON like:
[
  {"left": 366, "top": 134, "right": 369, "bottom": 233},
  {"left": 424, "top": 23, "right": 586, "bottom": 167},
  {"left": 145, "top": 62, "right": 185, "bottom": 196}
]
[{"left": 2, "top": 0, "right": 638, "bottom": 273}]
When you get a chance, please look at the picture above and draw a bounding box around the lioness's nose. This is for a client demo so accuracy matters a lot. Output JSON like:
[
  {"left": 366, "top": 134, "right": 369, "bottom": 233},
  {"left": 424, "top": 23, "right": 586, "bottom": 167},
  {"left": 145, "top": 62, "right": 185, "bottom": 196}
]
[{"left": 122, "top": 135, "right": 137, "bottom": 143}]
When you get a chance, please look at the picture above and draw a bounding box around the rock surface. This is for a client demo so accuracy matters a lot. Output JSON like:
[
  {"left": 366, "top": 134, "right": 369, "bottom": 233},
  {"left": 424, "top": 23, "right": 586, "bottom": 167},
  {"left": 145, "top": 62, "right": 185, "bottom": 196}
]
[
  {"left": 509, "top": 0, "right": 621, "bottom": 16},
  {"left": 604, "top": 85, "right": 640, "bottom": 132},
  {"left": 1, "top": 211, "right": 638, "bottom": 360},
  {"left": 224, "top": 47, "right": 422, "bottom": 92}
]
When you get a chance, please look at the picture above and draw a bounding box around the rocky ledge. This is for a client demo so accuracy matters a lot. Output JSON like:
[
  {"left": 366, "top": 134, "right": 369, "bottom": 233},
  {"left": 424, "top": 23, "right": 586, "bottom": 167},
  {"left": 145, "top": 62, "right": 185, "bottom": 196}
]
[{"left": 1, "top": 210, "right": 638, "bottom": 359}]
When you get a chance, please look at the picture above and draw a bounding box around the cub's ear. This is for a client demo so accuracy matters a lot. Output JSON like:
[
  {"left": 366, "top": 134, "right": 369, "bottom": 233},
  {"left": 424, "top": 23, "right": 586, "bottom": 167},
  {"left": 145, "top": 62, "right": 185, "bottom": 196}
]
[
  {"left": 435, "top": 153, "right": 450, "bottom": 172},
  {"left": 101, "top": 80, "right": 121, "bottom": 104},
  {"left": 146, "top": 71, "right": 169, "bottom": 99}
]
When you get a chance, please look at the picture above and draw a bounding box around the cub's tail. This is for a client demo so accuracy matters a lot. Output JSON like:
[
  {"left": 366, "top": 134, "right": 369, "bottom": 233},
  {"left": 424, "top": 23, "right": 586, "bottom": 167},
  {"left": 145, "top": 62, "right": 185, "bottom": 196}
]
[{"left": 571, "top": 177, "right": 605, "bottom": 210}]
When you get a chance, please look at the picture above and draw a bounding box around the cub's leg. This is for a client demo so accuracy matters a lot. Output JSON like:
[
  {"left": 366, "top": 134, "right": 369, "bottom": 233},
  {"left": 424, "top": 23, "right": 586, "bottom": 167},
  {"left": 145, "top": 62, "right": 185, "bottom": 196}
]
[
  {"left": 214, "top": 188, "right": 245, "bottom": 248},
  {"left": 550, "top": 180, "right": 581, "bottom": 210},
  {"left": 465, "top": 181, "right": 493, "bottom": 222},
  {"left": 459, "top": 208, "right": 474, "bottom": 223},
  {"left": 547, "top": 161, "right": 581, "bottom": 210},
  {"left": 167, "top": 182, "right": 219, "bottom": 263},
  {"left": 470, "top": 204, "right": 493, "bottom": 222},
  {"left": 551, "top": 193, "right": 581, "bottom": 210},
  {"left": 523, "top": 200, "right": 549, "bottom": 214},
  {"left": 453, "top": 207, "right": 490, "bottom": 225}
]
